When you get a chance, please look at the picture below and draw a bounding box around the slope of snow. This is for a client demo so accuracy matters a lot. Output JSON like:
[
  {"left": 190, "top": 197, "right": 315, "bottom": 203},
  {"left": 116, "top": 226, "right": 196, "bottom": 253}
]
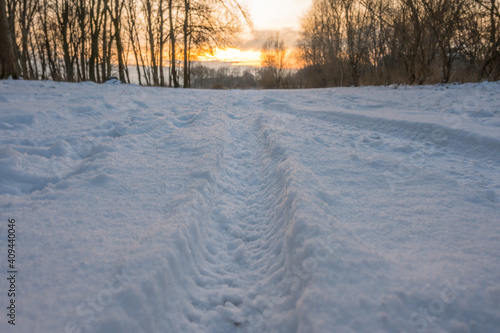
[{"left": 0, "top": 80, "right": 499, "bottom": 333}]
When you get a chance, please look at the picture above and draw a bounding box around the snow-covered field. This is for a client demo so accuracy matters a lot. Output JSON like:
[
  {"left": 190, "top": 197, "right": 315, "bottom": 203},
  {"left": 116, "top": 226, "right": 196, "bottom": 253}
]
[{"left": 0, "top": 80, "right": 499, "bottom": 333}]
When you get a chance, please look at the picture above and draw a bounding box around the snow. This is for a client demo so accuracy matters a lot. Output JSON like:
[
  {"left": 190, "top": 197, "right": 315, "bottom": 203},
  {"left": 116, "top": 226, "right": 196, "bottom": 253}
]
[{"left": 0, "top": 80, "right": 499, "bottom": 333}]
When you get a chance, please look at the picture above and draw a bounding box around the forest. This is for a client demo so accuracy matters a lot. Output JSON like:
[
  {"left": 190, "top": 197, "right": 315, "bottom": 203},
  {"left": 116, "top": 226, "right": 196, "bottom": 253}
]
[
  {"left": 0, "top": 0, "right": 499, "bottom": 88},
  {"left": 296, "top": 0, "right": 500, "bottom": 87},
  {"left": 0, "top": 0, "right": 250, "bottom": 87}
]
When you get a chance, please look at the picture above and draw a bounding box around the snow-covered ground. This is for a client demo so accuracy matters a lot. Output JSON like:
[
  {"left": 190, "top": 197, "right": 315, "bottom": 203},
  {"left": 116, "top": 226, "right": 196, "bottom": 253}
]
[{"left": 0, "top": 80, "right": 499, "bottom": 333}]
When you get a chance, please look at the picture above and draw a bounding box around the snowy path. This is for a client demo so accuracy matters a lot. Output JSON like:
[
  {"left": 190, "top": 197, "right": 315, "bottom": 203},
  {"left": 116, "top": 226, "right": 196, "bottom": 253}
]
[
  {"left": 199, "top": 108, "right": 289, "bottom": 330},
  {"left": 0, "top": 81, "right": 499, "bottom": 333}
]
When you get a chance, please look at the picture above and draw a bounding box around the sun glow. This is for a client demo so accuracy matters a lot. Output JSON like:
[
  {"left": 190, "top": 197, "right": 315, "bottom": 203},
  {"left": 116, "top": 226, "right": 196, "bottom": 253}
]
[{"left": 198, "top": 48, "right": 263, "bottom": 67}]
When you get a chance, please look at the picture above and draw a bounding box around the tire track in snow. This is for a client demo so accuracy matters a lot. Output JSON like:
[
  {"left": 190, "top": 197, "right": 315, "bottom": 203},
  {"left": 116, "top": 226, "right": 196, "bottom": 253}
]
[
  {"left": 191, "top": 105, "right": 295, "bottom": 331},
  {"left": 256, "top": 95, "right": 499, "bottom": 205},
  {"left": 248, "top": 94, "right": 500, "bottom": 332},
  {"left": 199, "top": 101, "right": 391, "bottom": 332},
  {"left": 256, "top": 93, "right": 500, "bottom": 165}
]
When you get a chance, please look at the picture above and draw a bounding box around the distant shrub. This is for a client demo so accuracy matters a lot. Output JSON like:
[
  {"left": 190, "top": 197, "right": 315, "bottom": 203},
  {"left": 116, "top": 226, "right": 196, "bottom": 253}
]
[{"left": 211, "top": 83, "right": 226, "bottom": 90}]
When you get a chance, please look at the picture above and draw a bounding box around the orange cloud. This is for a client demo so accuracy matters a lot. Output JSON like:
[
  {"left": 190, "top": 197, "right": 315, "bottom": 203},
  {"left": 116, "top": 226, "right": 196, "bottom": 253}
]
[{"left": 198, "top": 48, "right": 263, "bottom": 67}]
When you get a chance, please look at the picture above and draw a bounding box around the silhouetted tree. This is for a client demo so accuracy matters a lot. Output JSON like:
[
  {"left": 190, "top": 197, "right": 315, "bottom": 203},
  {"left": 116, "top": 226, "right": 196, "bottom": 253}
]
[
  {"left": 261, "top": 33, "right": 289, "bottom": 88},
  {"left": 0, "top": 0, "right": 18, "bottom": 78},
  {"left": 299, "top": 0, "right": 499, "bottom": 86}
]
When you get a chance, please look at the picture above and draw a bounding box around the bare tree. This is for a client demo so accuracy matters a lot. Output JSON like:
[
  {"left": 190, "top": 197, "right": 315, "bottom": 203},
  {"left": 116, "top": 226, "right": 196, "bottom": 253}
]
[
  {"left": 182, "top": 0, "right": 190, "bottom": 87},
  {"left": 89, "top": 0, "right": 104, "bottom": 82},
  {"left": 180, "top": 0, "right": 250, "bottom": 87},
  {"left": 17, "top": 0, "right": 38, "bottom": 78},
  {"left": 299, "top": 0, "right": 488, "bottom": 86},
  {"left": 0, "top": 0, "right": 18, "bottom": 78},
  {"left": 261, "top": 33, "right": 289, "bottom": 88},
  {"left": 158, "top": 0, "right": 167, "bottom": 86},
  {"left": 125, "top": 0, "right": 144, "bottom": 85},
  {"left": 420, "top": 0, "right": 468, "bottom": 83},
  {"left": 298, "top": 0, "right": 344, "bottom": 86},
  {"left": 475, "top": 0, "right": 500, "bottom": 79},
  {"left": 75, "top": 0, "right": 88, "bottom": 81},
  {"left": 169, "top": 0, "right": 180, "bottom": 87},
  {"left": 104, "top": 0, "right": 127, "bottom": 82}
]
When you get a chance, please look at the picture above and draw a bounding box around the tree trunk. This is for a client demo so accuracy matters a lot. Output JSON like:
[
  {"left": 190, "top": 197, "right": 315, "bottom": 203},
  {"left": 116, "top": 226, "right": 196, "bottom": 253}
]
[
  {"left": 0, "top": 0, "right": 18, "bottom": 78},
  {"left": 78, "top": 0, "right": 87, "bottom": 81},
  {"left": 169, "top": 0, "right": 179, "bottom": 87},
  {"left": 126, "top": 0, "right": 142, "bottom": 85},
  {"left": 159, "top": 0, "right": 165, "bottom": 86},
  {"left": 101, "top": 8, "right": 108, "bottom": 82},
  {"left": 112, "top": 0, "right": 126, "bottom": 82},
  {"left": 89, "top": 0, "right": 102, "bottom": 82},
  {"left": 145, "top": 0, "right": 158, "bottom": 85},
  {"left": 115, "top": 23, "right": 126, "bottom": 82},
  {"left": 183, "top": 0, "right": 189, "bottom": 88}
]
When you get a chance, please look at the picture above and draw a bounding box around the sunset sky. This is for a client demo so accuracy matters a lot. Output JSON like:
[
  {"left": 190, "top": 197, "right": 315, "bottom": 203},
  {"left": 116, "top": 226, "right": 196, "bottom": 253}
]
[
  {"left": 200, "top": 0, "right": 312, "bottom": 67},
  {"left": 248, "top": 0, "right": 312, "bottom": 30}
]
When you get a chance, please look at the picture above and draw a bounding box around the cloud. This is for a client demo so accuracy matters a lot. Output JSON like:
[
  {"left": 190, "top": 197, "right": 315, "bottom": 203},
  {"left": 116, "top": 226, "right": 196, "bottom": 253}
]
[{"left": 238, "top": 28, "right": 301, "bottom": 51}]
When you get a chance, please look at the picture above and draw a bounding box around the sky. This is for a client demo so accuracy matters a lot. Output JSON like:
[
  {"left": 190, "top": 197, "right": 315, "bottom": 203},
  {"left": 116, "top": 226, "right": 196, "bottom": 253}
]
[
  {"left": 248, "top": 0, "right": 312, "bottom": 30},
  {"left": 201, "top": 0, "right": 312, "bottom": 67}
]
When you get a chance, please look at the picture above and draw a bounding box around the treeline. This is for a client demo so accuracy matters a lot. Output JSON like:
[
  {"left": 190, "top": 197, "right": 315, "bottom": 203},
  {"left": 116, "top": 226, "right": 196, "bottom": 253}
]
[
  {"left": 190, "top": 63, "right": 301, "bottom": 89},
  {"left": 297, "top": 0, "right": 500, "bottom": 87},
  {"left": 0, "top": 0, "right": 249, "bottom": 86},
  {"left": 191, "top": 65, "right": 257, "bottom": 89}
]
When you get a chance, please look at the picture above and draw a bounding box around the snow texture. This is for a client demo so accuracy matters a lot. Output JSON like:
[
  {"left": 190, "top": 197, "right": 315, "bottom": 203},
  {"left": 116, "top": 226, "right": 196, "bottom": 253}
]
[{"left": 0, "top": 80, "right": 499, "bottom": 333}]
